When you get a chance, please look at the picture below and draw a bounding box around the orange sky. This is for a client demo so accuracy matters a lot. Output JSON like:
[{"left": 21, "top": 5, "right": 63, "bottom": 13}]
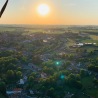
[{"left": 0, "top": 0, "right": 98, "bottom": 25}]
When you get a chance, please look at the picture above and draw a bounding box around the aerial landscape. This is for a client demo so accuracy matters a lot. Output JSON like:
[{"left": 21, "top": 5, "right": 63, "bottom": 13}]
[
  {"left": 0, "top": 25, "right": 98, "bottom": 98},
  {"left": 0, "top": 0, "right": 98, "bottom": 98}
]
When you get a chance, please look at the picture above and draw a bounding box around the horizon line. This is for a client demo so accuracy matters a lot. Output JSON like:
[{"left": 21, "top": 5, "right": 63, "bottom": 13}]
[{"left": 0, "top": 24, "right": 98, "bottom": 26}]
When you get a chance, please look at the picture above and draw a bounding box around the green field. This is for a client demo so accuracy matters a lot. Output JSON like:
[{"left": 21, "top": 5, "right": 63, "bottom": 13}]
[{"left": 81, "top": 76, "right": 98, "bottom": 98}]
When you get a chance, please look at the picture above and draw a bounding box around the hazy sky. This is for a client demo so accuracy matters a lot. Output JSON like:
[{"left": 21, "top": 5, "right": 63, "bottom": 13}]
[{"left": 0, "top": 0, "right": 98, "bottom": 25}]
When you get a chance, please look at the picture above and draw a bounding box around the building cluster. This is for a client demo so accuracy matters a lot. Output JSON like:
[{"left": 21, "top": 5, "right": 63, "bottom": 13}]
[{"left": 73, "top": 43, "right": 97, "bottom": 47}]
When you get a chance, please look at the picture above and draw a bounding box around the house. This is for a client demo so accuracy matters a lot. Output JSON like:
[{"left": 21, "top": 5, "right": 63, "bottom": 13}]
[
  {"left": 18, "top": 79, "right": 24, "bottom": 85},
  {"left": 76, "top": 43, "right": 84, "bottom": 47},
  {"left": 41, "top": 72, "right": 47, "bottom": 79},
  {"left": 6, "top": 88, "right": 22, "bottom": 98},
  {"left": 84, "top": 43, "right": 97, "bottom": 46},
  {"left": 43, "top": 39, "right": 48, "bottom": 43},
  {"left": 6, "top": 88, "right": 22, "bottom": 95},
  {"left": 29, "top": 90, "right": 34, "bottom": 95},
  {"left": 40, "top": 54, "right": 51, "bottom": 62},
  {"left": 64, "top": 92, "right": 74, "bottom": 98},
  {"left": 23, "top": 76, "right": 27, "bottom": 82},
  {"left": 73, "top": 43, "right": 84, "bottom": 48}
]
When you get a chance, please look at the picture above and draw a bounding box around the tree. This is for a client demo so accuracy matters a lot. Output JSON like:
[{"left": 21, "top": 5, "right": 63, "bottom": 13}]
[
  {"left": 6, "top": 70, "right": 15, "bottom": 83},
  {"left": 67, "top": 73, "right": 76, "bottom": 85},
  {"left": 62, "top": 70, "right": 69, "bottom": 76},
  {"left": 68, "top": 54, "right": 74, "bottom": 60},
  {"left": 47, "top": 87, "right": 55, "bottom": 98},
  {"left": 28, "top": 76, "right": 34, "bottom": 83},
  {"left": 17, "top": 67, "right": 22, "bottom": 71},
  {"left": 7, "top": 70, "right": 14, "bottom": 79},
  {"left": 76, "top": 74, "right": 80, "bottom": 80},
  {"left": 42, "top": 60, "right": 54, "bottom": 67},
  {"left": 88, "top": 64, "right": 98, "bottom": 72},
  {"left": 28, "top": 76, "right": 35, "bottom": 89},
  {"left": 67, "top": 73, "right": 82, "bottom": 89},
  {"left": 80, "top": 69, "right": 87, "bottom": 77},
  {"left": 0, "top": 82, "right": 6, "bottom": 96},
  {"left": 62, "top": 61, "right": 71, "bottom": 69},
  {"left": 43, "top": 66, "right": 54, "bottom": 75},
  {"left": 32, "top": 55, "right": 42, "bottom": 65},
  {"left": 73, "top": 81, "right": 82, "bottom": 89},
  {"left": 21, "top": 56, "right": 28, "bottom": 64},
  {"left": 16, "top": 71, "right": 22, "bottom": 79}
]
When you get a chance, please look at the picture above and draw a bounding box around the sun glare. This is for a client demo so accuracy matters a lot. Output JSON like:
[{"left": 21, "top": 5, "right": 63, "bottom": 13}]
[{"left": 37, "top": 4, "right": 50, "bottom": 16}]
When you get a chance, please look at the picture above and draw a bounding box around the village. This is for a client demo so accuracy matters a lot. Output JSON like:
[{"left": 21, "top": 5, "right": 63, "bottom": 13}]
[{"left": 0, "top": 25, "right": 98, "bottom": 98}]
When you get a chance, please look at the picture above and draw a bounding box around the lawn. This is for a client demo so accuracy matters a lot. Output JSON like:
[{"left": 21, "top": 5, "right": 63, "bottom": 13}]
[
  {"left": 82, "top": 39, "right": 98, "bottom": 44},
  {"left": 87, "top": 88, "right": 98, "bottom": 98},
  {"left": 90, "top": 35, "right": 98, "bottom": 40},
  {"left": 79, "top": 45, "right": 98, "bottom": 52},
  {"left": 66, "top": 38, "right": 75, "bottom": 47},
  {"left": 81, "top": 76, "right": 94, "bottom": 88},
  {"left": 81, "top": 75, "right": 98, "bottom": 98}
]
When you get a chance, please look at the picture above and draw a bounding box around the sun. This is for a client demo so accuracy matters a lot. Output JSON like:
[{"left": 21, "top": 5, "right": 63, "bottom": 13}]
[{"left": 37, "top": 4, "right": 50, "bottom": 16}]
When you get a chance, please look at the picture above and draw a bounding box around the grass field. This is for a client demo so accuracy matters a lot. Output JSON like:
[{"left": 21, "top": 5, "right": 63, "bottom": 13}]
[
  {"left": 81, "top": 75, "right": 98, "bottom": 98},
  {"left": 90, "top": 35, "right": 98, "bottom": 40},
  {"left": 80, "top": 45, "right": 98, "bottom": 52},
  {"left": 81, "top": 76, "right": 94, "bottom": 88},
  {"left": 0, "top": 26, "right": 17, "bottom": 32},
  {"left": 66, "top": 38, "right": 75, "bottom": 47}
]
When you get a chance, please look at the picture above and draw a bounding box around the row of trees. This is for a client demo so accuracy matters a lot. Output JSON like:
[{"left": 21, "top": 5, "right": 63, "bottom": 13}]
[
  {"left": 26, "top": 71, "right": 83, "bottom": 98},
  {"left": 0, "top": 50, "right": 23, "bottom": 97}
]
